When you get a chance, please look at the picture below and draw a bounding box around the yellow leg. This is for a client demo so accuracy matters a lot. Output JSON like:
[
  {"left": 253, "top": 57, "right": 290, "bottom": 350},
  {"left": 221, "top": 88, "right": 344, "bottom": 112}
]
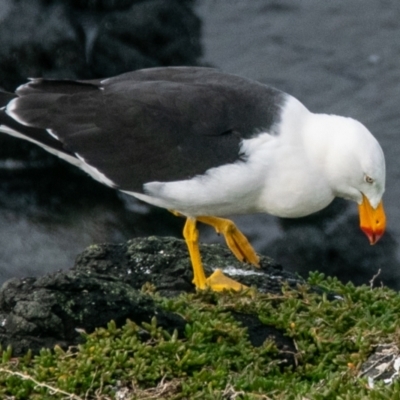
[
  {"left": 183, "top": 218, "right": 207, "bottom": 289},
  {"left": 182, "top": 217, "right": 247, "bottom": 291},
  {"left": 196, "top": 216, "right": 260, "bottom": 267}
]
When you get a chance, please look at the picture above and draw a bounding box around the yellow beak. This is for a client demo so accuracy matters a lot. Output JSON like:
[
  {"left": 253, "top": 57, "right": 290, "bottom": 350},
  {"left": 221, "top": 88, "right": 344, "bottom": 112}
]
[{"left": 358, "top": 194, "right": 386, "bottom": 245}]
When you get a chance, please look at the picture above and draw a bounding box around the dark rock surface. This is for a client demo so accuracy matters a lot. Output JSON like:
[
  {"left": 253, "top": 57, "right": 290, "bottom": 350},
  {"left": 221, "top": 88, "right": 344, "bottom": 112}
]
[
  {"left": 0, "top": 236, "right": 298, "bottom": 360},
  {"left": 74, "top": 236, "right": 298, "bottom": 296},
  {"left": 0, "top": 0, "right": 201, "bottom": 91}
]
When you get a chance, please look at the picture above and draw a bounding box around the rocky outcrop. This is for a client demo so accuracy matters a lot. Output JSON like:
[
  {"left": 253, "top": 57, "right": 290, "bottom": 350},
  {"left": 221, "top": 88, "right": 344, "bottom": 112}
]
[{"left": 0, "top": 236, "right": 298, "bottom": 363}]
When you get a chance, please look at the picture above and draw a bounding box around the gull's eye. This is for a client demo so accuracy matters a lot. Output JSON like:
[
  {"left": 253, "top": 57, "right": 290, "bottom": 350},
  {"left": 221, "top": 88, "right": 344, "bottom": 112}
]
[{"left": 365, "top": 175, "right": 374, "bottom": 184}]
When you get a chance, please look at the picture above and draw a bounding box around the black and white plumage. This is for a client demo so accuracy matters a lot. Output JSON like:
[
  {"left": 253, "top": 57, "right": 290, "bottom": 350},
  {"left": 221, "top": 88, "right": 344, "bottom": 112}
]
[
  {"left": 1, "top": 68, "right": 283, "bottom": 186},
  {"left": 0, "top": 67, "right": 386, "bottom": 290}
]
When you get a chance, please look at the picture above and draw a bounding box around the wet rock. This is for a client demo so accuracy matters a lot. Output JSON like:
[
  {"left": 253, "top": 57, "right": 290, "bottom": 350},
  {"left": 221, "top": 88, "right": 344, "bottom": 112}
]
[
  {"left": 0, "top": 236, "right": 300, "bottom": 356},
  {"left": 88, "top": 0, "right": 201, "bottom": 78},
  {"left": 0, "top": 260, "right": 187, "bottom": 355},
  {"left": 0, "top": 0, "right": 201, "bottom": 91},
  {"left": 74, "top": 236, "right": 302, "bottom": 296}
]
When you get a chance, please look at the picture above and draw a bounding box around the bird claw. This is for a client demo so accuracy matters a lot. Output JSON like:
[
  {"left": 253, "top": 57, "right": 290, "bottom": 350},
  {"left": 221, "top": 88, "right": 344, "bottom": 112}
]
[{"left": 204, "top": 268, "right": 247, "bottom": 292}]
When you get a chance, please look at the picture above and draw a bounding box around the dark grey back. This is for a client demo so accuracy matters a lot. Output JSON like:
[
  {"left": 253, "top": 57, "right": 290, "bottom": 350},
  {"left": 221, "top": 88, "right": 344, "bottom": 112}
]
[{"left": 2, "top": 67, "right": 286, "bottom": 191}]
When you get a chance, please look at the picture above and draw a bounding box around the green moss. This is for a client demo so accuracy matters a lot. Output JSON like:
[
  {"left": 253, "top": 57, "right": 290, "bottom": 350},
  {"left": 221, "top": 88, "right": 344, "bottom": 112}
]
[{"left": 1, "top": 272, "right": 400, "bottom": 399}]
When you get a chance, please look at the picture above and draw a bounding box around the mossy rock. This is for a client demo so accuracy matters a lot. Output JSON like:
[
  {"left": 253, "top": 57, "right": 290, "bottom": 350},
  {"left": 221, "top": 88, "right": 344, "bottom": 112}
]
[{"left": 0, "top": 237, "right": 399, "bottom": 398}]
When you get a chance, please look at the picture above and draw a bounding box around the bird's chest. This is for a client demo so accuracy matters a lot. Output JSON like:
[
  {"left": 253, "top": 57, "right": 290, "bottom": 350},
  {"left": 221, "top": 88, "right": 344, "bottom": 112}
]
[{"left": 257, "top": 155, "right": 334, "bottom": 218}]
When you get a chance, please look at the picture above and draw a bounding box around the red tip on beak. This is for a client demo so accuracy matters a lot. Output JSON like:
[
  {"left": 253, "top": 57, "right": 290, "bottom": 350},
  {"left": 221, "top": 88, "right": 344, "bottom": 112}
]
[{"left": 358, "top": 195, "right": 386, "bottom": 245}]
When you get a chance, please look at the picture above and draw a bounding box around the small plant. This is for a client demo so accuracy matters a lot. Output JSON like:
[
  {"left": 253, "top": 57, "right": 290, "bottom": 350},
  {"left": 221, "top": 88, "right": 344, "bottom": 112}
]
[{"left": 1, "top": 273, "right": 400, "bottom": 399}]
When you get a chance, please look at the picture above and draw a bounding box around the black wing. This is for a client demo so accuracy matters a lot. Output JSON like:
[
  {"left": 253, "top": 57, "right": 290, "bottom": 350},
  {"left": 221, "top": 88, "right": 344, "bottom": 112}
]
[{"left": 2, "top": 67, "right": 285, "bottom": 191}]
